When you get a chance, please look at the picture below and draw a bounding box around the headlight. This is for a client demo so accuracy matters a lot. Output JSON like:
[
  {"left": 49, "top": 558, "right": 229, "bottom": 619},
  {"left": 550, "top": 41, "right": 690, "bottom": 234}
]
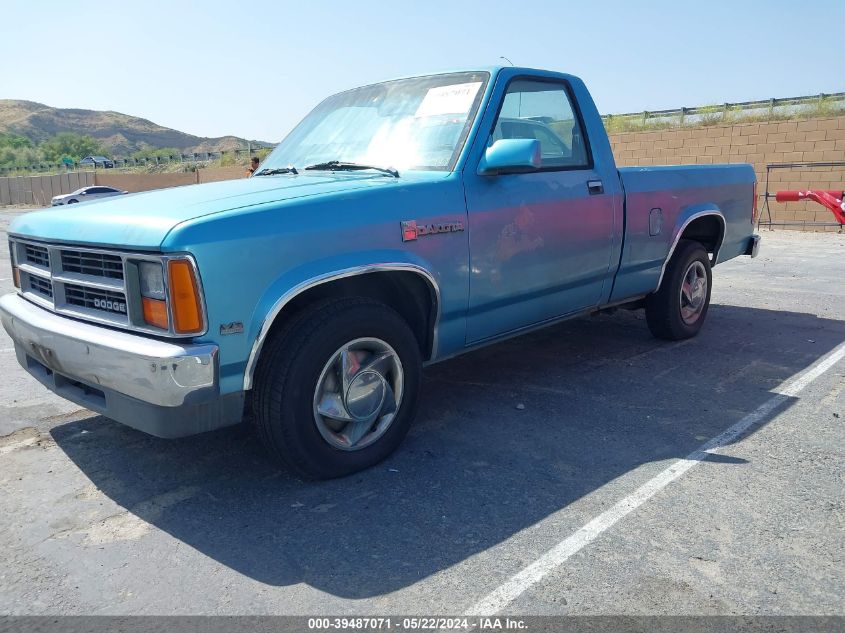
[
  {"left": 138, "top": 261, "right": 165, "bottom": 299},
  {"left": 138, "top": 261, "right": 168, "bottom": 330},
  {"left": 136, "top": 258, "right": 204, "bottom": 335}
]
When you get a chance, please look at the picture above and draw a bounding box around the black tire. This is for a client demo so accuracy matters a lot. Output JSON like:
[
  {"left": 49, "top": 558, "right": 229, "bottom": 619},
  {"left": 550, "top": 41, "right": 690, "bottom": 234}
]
[
  {"left": 67, "top": 199, "right": 78, "bottom": 204},
  {"left": 645, "top": 239, "right": 712, "bottom": 340},
  {"left": 252, "top": 297, "right": 422, "bottom": 479}
]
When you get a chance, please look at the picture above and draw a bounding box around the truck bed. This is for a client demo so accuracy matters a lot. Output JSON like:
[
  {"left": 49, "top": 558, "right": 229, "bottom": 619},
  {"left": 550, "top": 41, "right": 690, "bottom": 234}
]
[{"left": 610, "top": 164, "right": 756, "bottom": 302}]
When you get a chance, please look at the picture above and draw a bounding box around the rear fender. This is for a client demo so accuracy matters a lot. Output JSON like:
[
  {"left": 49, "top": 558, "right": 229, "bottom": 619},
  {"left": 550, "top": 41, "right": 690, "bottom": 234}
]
[{"left": 656, "top": 205, "right": 725, "bottom": 291}]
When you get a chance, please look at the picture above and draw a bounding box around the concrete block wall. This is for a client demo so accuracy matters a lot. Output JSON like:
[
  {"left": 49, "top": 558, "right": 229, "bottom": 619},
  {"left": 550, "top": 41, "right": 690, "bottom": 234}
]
[
  {"left": 608, "top": 116, "right": 845, "bottom": 230},
  {"left": 94, "top": 166, "right": 247, "bottom": 192},
  {"left": 197, "top": 166, "right": 248, "bottom": 183},
  {"left": 94, "top": 171, "right": 198, "bottom": 192},
  {"left": 0, "top": 172, "right": 94, "bottom": 207},
  {"left": 0, "top": 167, "right": 250, "bottom": 208}
]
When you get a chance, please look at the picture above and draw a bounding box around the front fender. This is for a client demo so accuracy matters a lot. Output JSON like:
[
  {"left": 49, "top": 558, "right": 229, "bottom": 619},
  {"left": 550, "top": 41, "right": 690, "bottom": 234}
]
[{"left": 242, "top": 250, "right": 440, "bottom": 390}]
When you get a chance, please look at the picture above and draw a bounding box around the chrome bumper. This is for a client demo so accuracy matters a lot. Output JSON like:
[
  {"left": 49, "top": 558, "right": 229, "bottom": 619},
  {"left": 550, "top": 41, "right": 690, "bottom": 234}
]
[{"left": 0, "top": 293, "right": 217, "bottom": 408}]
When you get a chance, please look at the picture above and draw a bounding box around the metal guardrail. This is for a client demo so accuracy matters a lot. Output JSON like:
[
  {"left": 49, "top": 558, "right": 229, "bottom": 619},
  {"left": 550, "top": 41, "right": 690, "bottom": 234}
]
[{"left": 602, "top": 92, "right": 845, "bottom": 127}]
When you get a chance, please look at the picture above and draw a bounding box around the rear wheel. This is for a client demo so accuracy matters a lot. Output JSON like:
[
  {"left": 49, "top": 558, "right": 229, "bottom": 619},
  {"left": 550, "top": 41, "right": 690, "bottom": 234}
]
[
  {"left": 252, "top": 297, "right": 422, "bottom": 479},
  {"left": 645, "top": 239, "right": 712, "bottom": 340},
  {"left": 67, "top": 199, "right": 78, "bottom": 204}
]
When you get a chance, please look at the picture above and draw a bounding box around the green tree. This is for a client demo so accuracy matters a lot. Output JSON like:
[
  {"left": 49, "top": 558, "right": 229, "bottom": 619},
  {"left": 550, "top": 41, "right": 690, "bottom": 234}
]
[
  {"left": 0, "top": 147, "right": 17, "bottom": 165},
  {"left": 0, "top": 145, "right": 42, "bottom": 168},
  {"left": 40, "top": 133, "right": 104, "bottom": 162},
  {"left": 0, "top": 133, "right": 33, "bottom": 149}
]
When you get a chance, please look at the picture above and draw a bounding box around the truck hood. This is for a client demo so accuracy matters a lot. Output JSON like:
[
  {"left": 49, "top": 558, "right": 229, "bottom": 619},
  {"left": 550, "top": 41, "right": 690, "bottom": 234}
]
[{"left": 10, "top": 173, "right": 410, "bottom": 250}]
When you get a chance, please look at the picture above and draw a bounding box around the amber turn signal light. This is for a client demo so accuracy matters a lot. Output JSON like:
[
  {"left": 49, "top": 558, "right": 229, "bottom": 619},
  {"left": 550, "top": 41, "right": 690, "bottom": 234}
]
[
  {"left": 142, "top": 297, "right": 169, "bottom": 330},
  {"left": 167, "top": 259, "right": 203, "bottom": 334}
]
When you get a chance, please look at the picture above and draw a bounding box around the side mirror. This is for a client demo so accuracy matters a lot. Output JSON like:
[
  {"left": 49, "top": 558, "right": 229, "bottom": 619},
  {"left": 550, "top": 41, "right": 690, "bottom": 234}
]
[{"left": 478, "top": 138, "right": 542, "bottom": 176}]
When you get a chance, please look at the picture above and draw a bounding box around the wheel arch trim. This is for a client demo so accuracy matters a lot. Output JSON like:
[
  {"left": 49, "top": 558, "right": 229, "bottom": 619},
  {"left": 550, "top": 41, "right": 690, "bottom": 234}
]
[
  {"left": 655, "top": 208, "right": 725, "bottom": 292},
  {"left": 242, "top": 263, "right": 441, "bottom": 391}
]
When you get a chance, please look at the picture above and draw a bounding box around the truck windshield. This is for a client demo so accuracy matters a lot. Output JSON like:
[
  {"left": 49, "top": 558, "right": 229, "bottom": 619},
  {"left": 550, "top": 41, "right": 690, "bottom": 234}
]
[{"left": 260, "top": 72, "right": 489, "bottom": 173}]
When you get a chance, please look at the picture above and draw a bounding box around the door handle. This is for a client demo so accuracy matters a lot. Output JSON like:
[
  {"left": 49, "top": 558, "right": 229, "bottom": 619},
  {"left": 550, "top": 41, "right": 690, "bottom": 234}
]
[{"left": 587, "top": 180, "right": 604, "bottom": 195}]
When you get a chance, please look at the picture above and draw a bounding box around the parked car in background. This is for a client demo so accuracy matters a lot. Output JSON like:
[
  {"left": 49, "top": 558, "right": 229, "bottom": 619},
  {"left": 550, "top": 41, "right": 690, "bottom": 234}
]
[
  {"left": 51, "top": 186, "right": 126, "bottom": 206},
  {"left": 78, "top": 156, "right": 114, "bottom": 168}
]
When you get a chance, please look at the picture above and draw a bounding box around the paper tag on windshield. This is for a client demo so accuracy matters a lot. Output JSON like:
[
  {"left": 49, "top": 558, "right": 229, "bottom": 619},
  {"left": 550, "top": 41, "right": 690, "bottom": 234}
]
[{"left": 414, "top": 82, "right": 482, "bottom": 118}]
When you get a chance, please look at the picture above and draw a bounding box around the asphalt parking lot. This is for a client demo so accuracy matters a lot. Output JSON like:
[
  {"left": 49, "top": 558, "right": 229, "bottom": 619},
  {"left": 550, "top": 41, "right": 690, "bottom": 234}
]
[{"left": 0, "top": 209, "right": 843, "bottom": 617}]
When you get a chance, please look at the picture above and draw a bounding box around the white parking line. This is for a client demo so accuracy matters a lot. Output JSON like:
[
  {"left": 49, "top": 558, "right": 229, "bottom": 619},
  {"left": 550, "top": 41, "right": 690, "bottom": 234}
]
[{"left": 468, "top": 340, "right": 845, "bottom": 615}]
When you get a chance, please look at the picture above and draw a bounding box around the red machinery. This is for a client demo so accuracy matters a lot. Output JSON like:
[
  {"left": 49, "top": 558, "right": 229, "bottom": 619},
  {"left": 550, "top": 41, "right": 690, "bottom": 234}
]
[{"left": 775, "top": 189, "right": 845, "bottom": 225}]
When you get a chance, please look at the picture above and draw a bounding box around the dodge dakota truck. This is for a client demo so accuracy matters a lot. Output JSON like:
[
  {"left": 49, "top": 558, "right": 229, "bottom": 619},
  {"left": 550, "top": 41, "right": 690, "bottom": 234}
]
[{"left": 0, "top": 67, "right": 760, "bottom": 478}]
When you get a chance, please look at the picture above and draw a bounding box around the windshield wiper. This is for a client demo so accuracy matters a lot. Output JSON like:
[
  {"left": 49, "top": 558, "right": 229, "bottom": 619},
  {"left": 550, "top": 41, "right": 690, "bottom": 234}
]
[
  {"left": 254, "top": 166, "right": 298, "bottom": 176},
  {"left": 304, "top": 161, "right": 399, "bottom": 178}
]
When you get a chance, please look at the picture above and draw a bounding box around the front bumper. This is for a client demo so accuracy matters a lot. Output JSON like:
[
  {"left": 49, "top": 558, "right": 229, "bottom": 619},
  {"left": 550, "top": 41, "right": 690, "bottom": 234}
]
[
  {"left": 0, "top": 293, "right": 242, "bottom": 437},
  {"left": 745, "top": 234, "right": 761, "bottom": 258}
]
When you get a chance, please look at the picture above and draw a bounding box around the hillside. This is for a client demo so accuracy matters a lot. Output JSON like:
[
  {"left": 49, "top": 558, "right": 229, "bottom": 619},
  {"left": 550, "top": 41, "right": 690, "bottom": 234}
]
[{"left": 0, "top": 99, "right": 270, "bottom": 156}]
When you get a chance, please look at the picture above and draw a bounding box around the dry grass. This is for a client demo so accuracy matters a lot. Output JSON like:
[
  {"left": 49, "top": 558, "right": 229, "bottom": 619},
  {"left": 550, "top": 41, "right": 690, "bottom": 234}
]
[{"left": 603, "top": 98, "right": 845, "bottom": 134}]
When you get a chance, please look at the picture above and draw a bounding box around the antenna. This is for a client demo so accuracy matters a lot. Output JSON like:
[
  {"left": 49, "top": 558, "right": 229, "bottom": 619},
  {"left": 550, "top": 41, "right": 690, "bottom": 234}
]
[{"left": 499, "top": 56, "right": 514, "bottom": 66}]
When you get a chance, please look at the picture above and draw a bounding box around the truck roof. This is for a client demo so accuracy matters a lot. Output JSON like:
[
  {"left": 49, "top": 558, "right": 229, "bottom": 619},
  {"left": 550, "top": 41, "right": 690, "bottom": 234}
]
[{"left": 338, "top": 66, "right": 581, "bottom": 92}]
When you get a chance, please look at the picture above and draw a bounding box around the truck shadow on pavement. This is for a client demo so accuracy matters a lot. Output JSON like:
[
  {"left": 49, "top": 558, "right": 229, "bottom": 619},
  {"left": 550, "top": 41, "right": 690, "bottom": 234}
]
[{"left": 51, "top": 304, "right": 845, "bottom": 598}]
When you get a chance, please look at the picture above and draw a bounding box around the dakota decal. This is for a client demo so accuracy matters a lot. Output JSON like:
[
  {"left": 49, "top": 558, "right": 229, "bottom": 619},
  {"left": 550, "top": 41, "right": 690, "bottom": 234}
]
[{"left": 401, "top": 220, "right": 464, "bottom": 242}]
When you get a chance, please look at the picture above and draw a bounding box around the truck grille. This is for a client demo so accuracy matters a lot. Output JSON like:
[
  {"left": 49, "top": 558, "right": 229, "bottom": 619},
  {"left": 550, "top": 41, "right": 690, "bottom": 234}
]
[
  {"left": 24, "top": 244, "right": 50, "bottom": 268},
  {"left": 9, "top": 238, "right": 204, "bottom": 338},
  {"left": 61, "top": 250, "right": 124, "bottom": 280},
  {"left": 28, "top": 275, "right": 53, "bottom": 298},
  {"left": 12, "top": 239, "right": 134, "bottom": 329},
  {"left": 64, "top": 284, "right": 127, "bottom": 314}
]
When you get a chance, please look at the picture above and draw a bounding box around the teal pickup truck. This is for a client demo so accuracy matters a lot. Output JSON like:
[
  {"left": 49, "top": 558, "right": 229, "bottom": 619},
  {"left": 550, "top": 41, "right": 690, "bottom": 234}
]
[{"left": 1, "top": 67, "right": 759, "bottom": 478}]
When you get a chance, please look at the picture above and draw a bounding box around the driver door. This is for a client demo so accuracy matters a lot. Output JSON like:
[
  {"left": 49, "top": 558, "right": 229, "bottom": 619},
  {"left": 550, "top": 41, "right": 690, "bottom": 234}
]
[{"left": 462, "top": 78, "right": 617, "bottom": 343}]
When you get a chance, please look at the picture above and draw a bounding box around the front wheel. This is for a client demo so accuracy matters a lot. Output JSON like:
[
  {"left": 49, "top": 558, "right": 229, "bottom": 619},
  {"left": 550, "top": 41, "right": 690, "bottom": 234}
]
[
  {"left": 252, "top": 297, "right": 422, "bottom": 479},
  {"left": 645, "top": 239, "right": 712, "bottom": 340}
]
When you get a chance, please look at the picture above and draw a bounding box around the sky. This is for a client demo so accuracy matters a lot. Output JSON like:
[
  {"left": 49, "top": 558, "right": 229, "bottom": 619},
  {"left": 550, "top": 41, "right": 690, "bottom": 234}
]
[{"left": 2, "top": 0, "right": 843, "bottom": 144}]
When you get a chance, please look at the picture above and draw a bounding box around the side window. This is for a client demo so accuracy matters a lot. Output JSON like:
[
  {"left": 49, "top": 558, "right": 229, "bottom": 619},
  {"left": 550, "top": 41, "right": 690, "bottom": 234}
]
[{"left": 492, "top": 79, "right": 589, "bottom": 168}]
